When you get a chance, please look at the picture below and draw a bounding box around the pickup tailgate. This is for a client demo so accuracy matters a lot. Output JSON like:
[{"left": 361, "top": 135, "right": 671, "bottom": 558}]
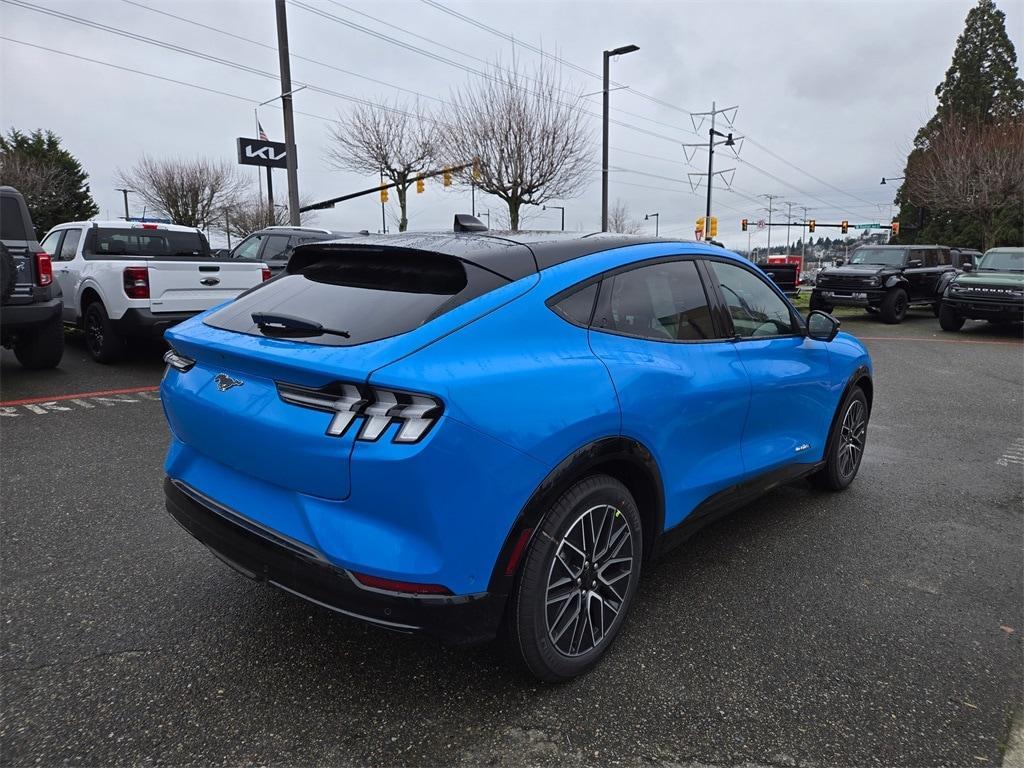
[{"left": 148, "top": 260, "right": 264, "bottom": 314}]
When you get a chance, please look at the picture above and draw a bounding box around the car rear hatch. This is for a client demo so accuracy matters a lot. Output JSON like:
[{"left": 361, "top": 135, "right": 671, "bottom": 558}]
[{"left": 162, "top": 240, "right": 537, "bottom": 500}]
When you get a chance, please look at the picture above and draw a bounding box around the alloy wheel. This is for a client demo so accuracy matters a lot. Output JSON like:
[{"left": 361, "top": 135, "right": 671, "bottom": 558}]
[
  {"left": 86, "top": 311, "right": 103, "bottom": 356},
  {"left": 837, "top": 399, "right": 867, "bottom": 480},
  {"left": 544, "top": 504, "right": 634, "bottom": 657}
]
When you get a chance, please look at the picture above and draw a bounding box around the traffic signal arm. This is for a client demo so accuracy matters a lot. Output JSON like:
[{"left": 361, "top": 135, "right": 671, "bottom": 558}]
[{"left": 301, "top": 161, "right": 474, "bottom": 212}]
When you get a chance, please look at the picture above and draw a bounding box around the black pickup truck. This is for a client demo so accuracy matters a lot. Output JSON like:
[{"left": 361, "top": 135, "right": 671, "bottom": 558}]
[
  {"left": 0, "top": 186, "right": 64, "bottom": 369},
  {"left": 810, "top": 244, "right": 957, "bottom": 324}
]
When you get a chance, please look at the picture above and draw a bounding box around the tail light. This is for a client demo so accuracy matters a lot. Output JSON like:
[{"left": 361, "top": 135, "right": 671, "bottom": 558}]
[
  {"left": 34, "top": 251, "right": 52, "bottom": 287},
  {"left": 276, "top": 380, "right": 443, "bottom": 443},
  {"left": 261, "top": 266, "right": 271, "bottom": 282},
  {"left": 123, "top": 266, "right": 150, "bottom": 299},
  {"left": 163, "top": 348, "right": 195, "bottom": 372}
]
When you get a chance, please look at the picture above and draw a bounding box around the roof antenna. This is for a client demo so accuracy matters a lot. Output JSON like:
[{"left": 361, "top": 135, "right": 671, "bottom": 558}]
[{"left": 454, "top": 214, "right": 487, "bottom": 233}]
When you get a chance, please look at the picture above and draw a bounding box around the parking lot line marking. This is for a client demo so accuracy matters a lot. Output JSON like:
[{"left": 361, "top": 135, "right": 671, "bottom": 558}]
[
  {"left": 0, "top": 385, "right": 160, "bottom": 407},
  {"left": 997, "top": 438, "right": 1024, "bottom": 467},
  {"left": 856, "top": 336, "right": 1022, "bottom": 346}
]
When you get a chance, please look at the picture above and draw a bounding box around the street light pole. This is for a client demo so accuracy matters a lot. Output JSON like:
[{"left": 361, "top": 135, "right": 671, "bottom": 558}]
[
  {"left": 645, "top": 212, "right": 659, "bottom": 236},
  {"left": 543, "top": 205, "right": 565, "bottom": 231},
  {"left": 601, "top": 44, "right": 638, "bottom": 232},
  {"left": 115, "top": 188, "right": 130, "bottom": 219},
  {"left": 274, "top": 0, "right": 301, "bottom": 226}
]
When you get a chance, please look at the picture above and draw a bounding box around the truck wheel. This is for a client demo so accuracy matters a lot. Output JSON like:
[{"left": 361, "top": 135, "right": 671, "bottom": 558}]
[
  {"left": 83, "top": 301, "right": 125, "bottom": 364},
  {"left": 879, "top": 288, "right": 908, "bottom": 324},
  {"left": 939, "top": 302, "right": 965, "bottom": 332},
  {"left": 504, "top": 474, "right": 643, "bottom": 682},
  {"left": 12, "top": 313, "right": 64, "bottom": 369},
  {"left": 810, "top": 386, "right": 869, "bottom": 491},
  {"left": 809, "top": 293, "right": 832, "bottom": 313},
  {"left": 0, "top": 243, "right": 15, "bottom": 300},
  {"left": 931, "top": 302, "right": 941, "bottom": 317}
]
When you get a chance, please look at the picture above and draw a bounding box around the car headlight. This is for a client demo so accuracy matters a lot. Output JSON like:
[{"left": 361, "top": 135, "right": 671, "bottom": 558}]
[{"left": 864, "top": 276, "right": 881, "bottom": 287}]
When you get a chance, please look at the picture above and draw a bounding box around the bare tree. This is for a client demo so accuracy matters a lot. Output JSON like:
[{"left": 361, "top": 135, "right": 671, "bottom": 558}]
[
  {"left": 116, "top": 156, "right": 248, "bottom": 229},
  {"left": 0, "top": 153, "right": 64, "bottom": 212},
  {"left": 607, "top": 199, "right": 642, "bottom": 234},
  {"left": 326, "top": 101, "right": 437, "bottom": 232},
  {"left": 906, "top": 115, "right": 1024, "bottom": 249},
  {"left": 223, "top": 192, "right": 316, "bottom": 238},
  {"left": 439, "top": 60, "right": 593, "bottom": 231}
]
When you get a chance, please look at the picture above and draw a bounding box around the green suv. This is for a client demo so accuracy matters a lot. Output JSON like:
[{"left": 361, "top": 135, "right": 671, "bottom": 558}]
[{"left": 938, "top": 247, "right": 1024, "bottom": 331}]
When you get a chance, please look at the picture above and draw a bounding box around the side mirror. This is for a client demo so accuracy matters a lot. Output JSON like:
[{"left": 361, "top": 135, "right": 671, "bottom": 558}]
[
  {"left": 962, "top": 262, "right": 974, "bottom": 272},
  {"left": 807, "top": 310, "right": 840, "bottom": 342},
  {"left": 906, "top": 259, "right": 923, "bottom": 269},
  {"left": 834, "top": 258, "right": 844, "bottom": 267}
]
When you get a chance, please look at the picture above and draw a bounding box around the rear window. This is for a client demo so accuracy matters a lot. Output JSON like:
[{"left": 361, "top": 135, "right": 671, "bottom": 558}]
[
  {"left": 0, "top": 196, "right": 29, "bottom": 240},
  {"left": 204, "top": 249, "right": 509, "bottom": 346},
  {"left": 85, "top": 227, "right": 210, "bottom": 258}
]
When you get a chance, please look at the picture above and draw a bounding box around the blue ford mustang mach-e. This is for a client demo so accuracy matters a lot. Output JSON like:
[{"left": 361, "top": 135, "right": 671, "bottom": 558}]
[{"left": 161, "top": 220, "right": 872, "bottom": 681}]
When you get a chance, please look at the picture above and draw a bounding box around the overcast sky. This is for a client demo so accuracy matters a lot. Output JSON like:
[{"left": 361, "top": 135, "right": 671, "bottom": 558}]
[{"left": 2, "top": 0, "right": 1022, "bottom": 249}]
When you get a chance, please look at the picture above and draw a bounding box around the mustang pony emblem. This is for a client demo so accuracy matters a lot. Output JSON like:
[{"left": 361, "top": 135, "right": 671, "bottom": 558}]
[{"left": 214, "top": 373, "right": 243, "bottom": 392}]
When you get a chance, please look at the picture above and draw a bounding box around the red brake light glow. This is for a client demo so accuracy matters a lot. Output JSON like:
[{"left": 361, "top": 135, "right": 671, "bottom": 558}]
[
  {"left": 261, "top": 266, "right": 271, "bottom": 282},
  {"left": 123, "top": 266, "right": 150, "bottom": 299},
  {"left": 350, "top": 571, "right": 452, "bottom": 595},
  {"left": 33, "top": 251, "right": 52, "bottom": 287}
]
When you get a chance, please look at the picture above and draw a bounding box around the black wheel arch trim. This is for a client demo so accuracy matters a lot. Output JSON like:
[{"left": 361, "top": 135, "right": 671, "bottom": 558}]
[
  {"left": 822, "top": 366, "right": 872, "bottom": 462},
  {"left": 487, "top": 436, "right": 664, "bottom": 593}
]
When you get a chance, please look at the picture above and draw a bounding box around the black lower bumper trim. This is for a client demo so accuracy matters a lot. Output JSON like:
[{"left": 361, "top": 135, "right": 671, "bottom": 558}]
[
  {"left": 0, "top": 297, "right": 61, "bottom": 329},
  {"left": 163, "top": 477, "right": 507, "bottom": 645},
  {"left": 944, "top": 299, "right": 1023, "bottom": 320},
  {"left": 114, "top": 308, "right": 197, "bottom": 337}
]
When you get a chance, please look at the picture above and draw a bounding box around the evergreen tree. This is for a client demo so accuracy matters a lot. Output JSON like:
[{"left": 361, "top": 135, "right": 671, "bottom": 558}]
[
  {"left": 894, "top": 0, "right": 1024, "bottom": 248},
  {"left": 0, "top": 129, "right": 99, "bottom": 234}
]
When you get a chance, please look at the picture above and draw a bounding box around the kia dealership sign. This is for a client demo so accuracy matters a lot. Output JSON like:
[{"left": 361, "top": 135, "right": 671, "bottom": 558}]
[{"left": 236, "top": 137, "right": 294, "bottom": 169}]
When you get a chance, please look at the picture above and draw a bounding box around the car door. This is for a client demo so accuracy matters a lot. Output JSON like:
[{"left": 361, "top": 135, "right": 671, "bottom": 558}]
[
  {"left": 259, "top": 234, "right": 292, "bottom": 274},
  {"left": 586, "top": 257, "right": 751, "bottom": 530},
  {"left": 704, "top": 258, "right": 834, "bottom": 476},
  {"left": 902, "top": 249, "right": 933, "bottom": 300},
  {"left": 52, "top": 227, "right": 83, "bottom": 322}
]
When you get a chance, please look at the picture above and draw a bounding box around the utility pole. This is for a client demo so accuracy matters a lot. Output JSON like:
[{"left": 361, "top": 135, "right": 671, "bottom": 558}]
[
  {"left": 761, "top": 194, "right": 779, "bottom": 258},
  {"left": 275, "top": 0, "right": 300, "bottom": 226},
  {"left": 784, "top": 201, "right": 794, "bottom": 256},
  {"left": 601, "top": 44, "right": 639, "bottom": 232},
  {"left": 684, "top": 103, "right": 740, "bottom": 238},
  {"left": 379, "top": 168, "right": 387, "bottom": 234},
  {"left": 800, "top": 206, "right": 811, "bottom": 261},
  {"left": 115, "top": 188, "right": 130, "bottom": 219}
]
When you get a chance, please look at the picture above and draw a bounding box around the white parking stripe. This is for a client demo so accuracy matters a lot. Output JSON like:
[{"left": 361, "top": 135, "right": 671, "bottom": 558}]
[
  {"left": 0, "top": 391, "right": 161, "bottom": 418},
  {"left": 997, "top": 438, "right": 1024, "bottom": 467}
]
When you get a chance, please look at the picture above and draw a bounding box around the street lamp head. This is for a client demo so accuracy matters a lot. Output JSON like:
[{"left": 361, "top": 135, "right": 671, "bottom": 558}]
[
  {"left": 607, "top": 44, "right": 639, "bottom": 57},
  {"left": 724, "top": 133, "right": 735, "bottom": 147},
  {"left": 645, "top": 214, "right": 649, "bottom": 221},
  {"left": 880, "top": 177, "right": 886, "bottom": 185}
]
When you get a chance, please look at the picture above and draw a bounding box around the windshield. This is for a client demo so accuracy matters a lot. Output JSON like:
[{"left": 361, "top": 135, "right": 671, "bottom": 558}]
[
  {"left": 977, "top": 248, "right": 1024, "bottom": 272},
  {"left": 848, "top": 247, "right": 906, "bottom": 267},
  {"left": 86, "top": 227, "right": 210, "bottom": 258}
]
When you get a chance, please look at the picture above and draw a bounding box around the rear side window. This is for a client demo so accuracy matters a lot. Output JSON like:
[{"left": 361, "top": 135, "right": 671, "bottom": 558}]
[
  {"left": 0, "top": 196, "right": 28, "bottom": 239},
  {"left": 205, "top": 249, "right": 509, "bottom": 346},
  {"left": 550, "top": 282, "right": 598, "bottom": 326},
  {"left": 59, "top": 229, "right": 81, "bottom": 260},
  {"left": 594, "top": 260, "right": 715, "bottom": 341},
  {"left": 262, "top": 234, "right": 291, "bottom": 261},
  {"left": 85, "top": 228, "right": 210, "bottom": 258}
]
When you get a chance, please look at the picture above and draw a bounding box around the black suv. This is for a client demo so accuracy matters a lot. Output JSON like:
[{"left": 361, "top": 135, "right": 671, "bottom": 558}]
[
  {"left": 230, "top": 226, "right": 368, "bottom": 276},
  {"left": 0, "top": 186, "right": 64, "bottom": 368},
  {"left": 810, "top": 244, "right": 957, "bottom": 324}
]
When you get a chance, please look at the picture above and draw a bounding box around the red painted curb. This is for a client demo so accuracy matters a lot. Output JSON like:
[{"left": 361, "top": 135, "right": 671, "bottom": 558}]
[{"left": 1, "top": 385, "right": 160, "bottom": 407}]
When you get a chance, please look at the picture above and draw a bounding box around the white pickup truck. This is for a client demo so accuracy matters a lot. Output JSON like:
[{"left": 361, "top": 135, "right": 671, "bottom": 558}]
[{"left": 39, "top": 220, "right": 269, "bottom": 363}]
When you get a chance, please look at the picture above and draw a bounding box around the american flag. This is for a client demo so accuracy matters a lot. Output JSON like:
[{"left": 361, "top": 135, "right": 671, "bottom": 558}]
[{"left": 258, "top": 121, "right": 268, "bottom": 141}]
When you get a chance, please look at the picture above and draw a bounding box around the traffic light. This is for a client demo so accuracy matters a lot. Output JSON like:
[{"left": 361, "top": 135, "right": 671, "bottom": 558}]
[
  {"left": 841, "top": 220, "right": 849, "bottom": 234},
  {"left": 379, "top": 187, "right": 389, "bottom": 203},
  {"left": 695, "top": 216, "right": 705, "bottom": 234},
  {"left": 891, "top": 220, "right": 900, "bottom": 236},
  {"left": 741, "top": 218, "right": 748, "bottom": 232},
  {"left": 416, "top": 177, "right": 425, "bottom": 194},
  {"left": 709, "top": 216, "right": 718, "bottom": 237},
  {"left": 443, "top": 169, "right": 452, "bottom": 187},
  {"left": 808, "top": 219, "right": 815, "bottom": 233}
]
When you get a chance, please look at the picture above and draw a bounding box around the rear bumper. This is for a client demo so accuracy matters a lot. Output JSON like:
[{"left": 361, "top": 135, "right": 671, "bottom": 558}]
[
  {"left": 114, "top": 308, "right": 197, "bottom": 337},
  {"left": 0, "top": 296, "right": 61, "bottom": 330},
  {"left": 163, "top": 477, "right": 507, "bottom": 645}
]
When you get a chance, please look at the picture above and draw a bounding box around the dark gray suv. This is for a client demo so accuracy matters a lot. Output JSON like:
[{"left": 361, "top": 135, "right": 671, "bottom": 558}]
[
  {"left": 230, "top": 226, "right": 368, "bottom": 276},
  {"left": 0, "top": 186, "right": 64, "bottom": 368}
]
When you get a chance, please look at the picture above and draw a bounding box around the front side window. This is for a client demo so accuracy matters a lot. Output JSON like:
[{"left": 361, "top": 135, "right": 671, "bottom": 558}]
[
  {"left": 58, "top": 229, "right": 81, "bottom": 261},
  {"left": 233, "top": 234, "right": 264, "bottom": 260},
  {"left": 39, "top": 230, "right": 63, "bottom": 257},
  {"left": 709, "top": 261, "right": 795, "bottom": 338},
  {"left": 595, "top": 260, "right": 715, "bottom": 342},
  {"left": 262, "top": 234, "right": 291, "bottom": 261}
]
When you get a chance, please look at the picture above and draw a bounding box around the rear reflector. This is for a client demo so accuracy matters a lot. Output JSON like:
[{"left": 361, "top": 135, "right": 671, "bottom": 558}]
[
  {"left": 123, "top": 266, "right": 149, "bottom": 299},
  {"left": 351, "top": 571, "right": 452, "bottom": 595},
  {"left": 504, "top": 527, "right": 534, "bottom": 577},
  {"left": 33, "top": 251, "right": 52, "bottom": 287}
]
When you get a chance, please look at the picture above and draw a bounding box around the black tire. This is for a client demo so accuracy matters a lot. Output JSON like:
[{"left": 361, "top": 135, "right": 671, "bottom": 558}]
[
  {"left": 879, "top": 288, "right": 908, "bottom": 324},
  {"left": 938, "top": 302, "right": 965, "bottom": 332},
  {"left": 810, "top": 386, "right": 869, "bottom": 492},
  {"left": 505, "top": 474, "right": 643, "bottom": 682},
  {"left": 12, "top": 313, "right": 64, "bottom": 369},
  {"left": 83, "top": 300, "right": 125, "bottom": 364},
  {"left": 0, "top": 243, "right": 15, "bottom": 300},
  {"left": 809, "top": 292, "right": 832, "bottom": 313},
  {"left": 931, "top": 302, "right": 941, "bottom": 318}
]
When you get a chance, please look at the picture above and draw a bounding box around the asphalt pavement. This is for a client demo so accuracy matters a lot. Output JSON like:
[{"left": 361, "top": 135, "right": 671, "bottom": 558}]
[{"left": 2, "top": 312, "right": 1022, "bottom": 767}]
